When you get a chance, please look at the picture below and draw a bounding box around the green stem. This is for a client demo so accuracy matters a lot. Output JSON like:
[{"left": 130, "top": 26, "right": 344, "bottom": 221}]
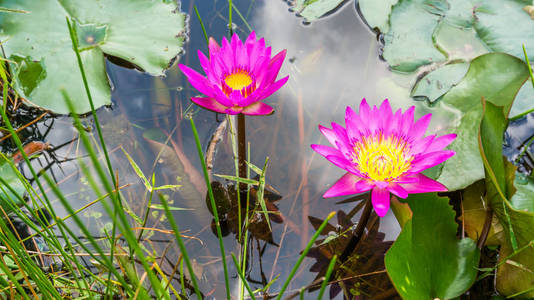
[{"left": 189, "top": 117, "right": 231, "bottom": 299}]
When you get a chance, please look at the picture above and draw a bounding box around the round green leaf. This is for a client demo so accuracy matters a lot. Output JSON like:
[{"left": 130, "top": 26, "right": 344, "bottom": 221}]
[
  {"left": 411, "top": 62, "right": 469, "bottom": 103},
  {"left": 382, "top": 0, "right": 447, "bottom": 72},
  {"left": 0, "top": 0, "right": 186, "bottom": 114},
  {"left": 436, "top": 53, "right": 529, "bottom": 190},
  {"left": 291, "top": 0, "right": 347, "bottom": 22},
  {"left": 357, "top": 0, "right": 398, "bottom": 32},
  {"left": 385, "top": 193, "right": 480, "bottom": 299}
]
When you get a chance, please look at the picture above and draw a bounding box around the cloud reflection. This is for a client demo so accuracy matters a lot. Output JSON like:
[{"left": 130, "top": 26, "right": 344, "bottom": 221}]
[{"left": 250, "top": 1, "right": 405, "bottom": 239}]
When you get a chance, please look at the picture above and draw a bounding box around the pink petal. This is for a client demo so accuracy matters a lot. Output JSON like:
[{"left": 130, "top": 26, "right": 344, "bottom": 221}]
[
  {"left": 245, "top": 31, "right": 257, "bottom": 47},
  {"left": 323, "top": 173, "right": 371, "bottom": 198},
  {"left": 345, "top": 106, "right": 366, "bottom": 143},
  {"left": 310, "top": 144, "right": 343, "bottom": 158},
  {"left": 410, "top": 150, "right": 456, "bottom": 173},
  {"left": 386, "top": 182, "right": 408, "bottom": 199},
  {"left": 208, "top": 37, "right": 220, "bottom": 57},
  {"left": 410, "top": 135, "right": 435, "bottom": 155},
  {"left": 225, "top": 106, "right": 243, "bottom": 115},
  {"left": 409, "top": 113, "right": 432, "bottom": 141},
  {"left": 359, "top": 98, "right": 371, "bottom": 124},
  {"left": 198, "top": 50, "right": 210, "bottom": 74},
  {"left": 371, "top": 187, "right": 390, "bottom": 217},
  {"left": 325, "top": 155, "right": 353, "bottom": 172},
  {"left": 178, "top": 64, "right": 215, "bottom": 97},
  {"left": 378, "top": 99, "right": 394, "bottom": 135},
  {"left": 261, "top": 50, "right": 287, "bottom": 85},
  {"left": 212, "top": 88, "right": 235, "bottom": 108},
  {"left": 426, "top": 133, "right": 457, "bottom": 152},
  {"left": 191, "top": 97, "right": 228, "bottom": 114},
  {"left": 249, "top": 76, "right": 289, "bottom": 105},
  {"left": 241, "top": 101, "right": 274, "bottom": 116},
  {"left": 399, "top": 106, "right": 415, "bottom": 136},
  {"left": 399, "top": 173, "right": 448, "bottom": 193},
  {"left": 319, "top": 125, "right": 339, "bottom": 147}
]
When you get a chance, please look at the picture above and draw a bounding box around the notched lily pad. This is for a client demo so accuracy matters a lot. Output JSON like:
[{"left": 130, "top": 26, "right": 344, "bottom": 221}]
[
  {"left": 411, "top": 62, "right": 469, "bottom": 103},
  {"left": 0, "top": 0, "right": 187, "bottom": 114},
  {"left": 290, "top": 0, "right": 348, "bottom": 22}
]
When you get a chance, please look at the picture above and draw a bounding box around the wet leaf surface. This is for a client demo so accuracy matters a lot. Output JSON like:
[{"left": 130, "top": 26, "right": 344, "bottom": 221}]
[
  {"left": 385, "top": 193, "right": 480, "bottom": 300},
  {"left": 478, "top": 101, "right": 534, "bottom": 298},
  {"left": 0, "top": 0, "right": 186, "bottom": 114},
  {"left": 436, "top": 53, "right": 528, "bottom": 191},
  {"left": 291, "top": 0, "right": 347, "bottom": 22}
]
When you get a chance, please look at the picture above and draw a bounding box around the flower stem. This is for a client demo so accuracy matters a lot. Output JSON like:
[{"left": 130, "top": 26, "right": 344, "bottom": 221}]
[
  {"left": 340, "top": 197, "right": 373, "bottom": 262},
  {"left": 237, "top": 113, "right": 247, "bottom": 192}
]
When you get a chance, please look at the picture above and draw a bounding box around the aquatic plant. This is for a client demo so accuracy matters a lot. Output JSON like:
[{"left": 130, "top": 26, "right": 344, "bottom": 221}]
[
  {"left": 311, "top": 99, "right": 456, "bottom": 217},
  {"left": 179, "top": 31, "right": 288, "bottom": 115}
]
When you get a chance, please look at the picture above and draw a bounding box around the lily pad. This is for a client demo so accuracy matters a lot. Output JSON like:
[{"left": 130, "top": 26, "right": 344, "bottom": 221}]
[
  {"left": 411, "top": 62, "right": 469, "bottom": 103},
  {"left": 385, "top": 193, "right": 480, "bottom": 299},
  {"left": 359, "top": 0, "right": 534, "bottom": 116},
  {"left": 382, "top": 0, "right": 447, "bottom": 73},
  {"left": 291, "top": 0, "right": 347, "bottom": 22},
  {"left": 357, "top": 0, "right": 398, "bottom": 33},
  {"left": 436, "top": 53, "right": 529, "bottom": 191},
  {"left": 0, "top": 0, "right": 186, "bottom": 114}
]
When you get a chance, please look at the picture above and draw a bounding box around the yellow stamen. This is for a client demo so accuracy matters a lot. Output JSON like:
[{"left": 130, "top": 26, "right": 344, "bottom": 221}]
[
  {"left": 224, "top": 70, "right": 252, "bottom": 90},
  {"left": 353, "top": 134, "right": 412, "bottom": 182}
]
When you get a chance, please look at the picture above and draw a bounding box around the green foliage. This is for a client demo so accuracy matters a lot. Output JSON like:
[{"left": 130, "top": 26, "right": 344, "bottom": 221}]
[
  {"left": 478, "top": 100, "right": 534, "bottom": 298},
  {"left": 0, "top": 154, "right": 28, "bottom": 210},
  {"left": 411, "top": 62, "right": 469, "bottom": 103},
  {"left": 436, "top": 53, "right": 528, "bottom": 190},
  {"left": 291, "top": 0, "right": 346, "bottom": 21},
  {"left": 358, "top": 0, "right": 398, "bottom": 32},
  {"left": 385, "top": 193, "right": 480, "bottom": 299},
  {"left": 0, "top": 0, "right": 186, "bottom": 114}
]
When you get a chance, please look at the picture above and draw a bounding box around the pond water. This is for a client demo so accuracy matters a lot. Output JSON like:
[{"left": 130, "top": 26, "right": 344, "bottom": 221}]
[{"left": 8, "top": 0, "right": 534, "bottom": 298}]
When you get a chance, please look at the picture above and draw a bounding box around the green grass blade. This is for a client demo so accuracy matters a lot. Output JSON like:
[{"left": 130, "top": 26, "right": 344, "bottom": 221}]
[
  {"left": 159, "top": 194, "right": 203, "bottom": 298},
  {"left": 231, "top": 253, "right": 257, "bottom": 300},
  {"left": 316, "top": 255, "right": 337, "bottom": 300},
  {"left": 189, "top": 116, "right": 231, "bottom": 299},
  {"left": 194, "top": 5, "right": 209, "bottom": 50},
  {"left": 275, "top": 211, "right": 336, "bottom": 300}
]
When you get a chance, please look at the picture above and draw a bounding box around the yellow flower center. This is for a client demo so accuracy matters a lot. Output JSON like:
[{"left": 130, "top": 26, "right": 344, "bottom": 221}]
[
  {"left": 353, "top": 134, "right": 412, "bottom": 182},
  {"left": 224, "top": 70, "right": 253, "bottom": 90}
]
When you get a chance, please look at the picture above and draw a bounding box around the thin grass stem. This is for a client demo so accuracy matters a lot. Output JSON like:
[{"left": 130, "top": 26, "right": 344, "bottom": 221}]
[
  {"left": 159, "top": 194, "right": 202, "bottom": 299},
  {"left": 231, "top": 253, "right": 257, "bottom": 300},
  {"left": 194, "top": 5, "right": 209, "bottom": 50},
  {"left": 274, "top": 211, "right": 336, "bottom": 300},
  {"left": 189, "top": 116, "right": 231, "bottom": 299},
  {"left": 316, "top": 255, "right": 337, "bottom": 300}
]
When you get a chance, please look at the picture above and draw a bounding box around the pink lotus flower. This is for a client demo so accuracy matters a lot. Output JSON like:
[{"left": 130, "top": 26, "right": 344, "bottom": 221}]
[
  {"left": 311, "top": 99, "right": 456, "bottom": 217},
  {"left": 178, "top": 31, "right": 289, "bottom": 115}
]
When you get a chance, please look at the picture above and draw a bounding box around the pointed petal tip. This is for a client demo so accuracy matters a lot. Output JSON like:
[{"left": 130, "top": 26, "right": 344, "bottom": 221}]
[{"left": 371, "top": 187, "right": 390, "bottom": 217}]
